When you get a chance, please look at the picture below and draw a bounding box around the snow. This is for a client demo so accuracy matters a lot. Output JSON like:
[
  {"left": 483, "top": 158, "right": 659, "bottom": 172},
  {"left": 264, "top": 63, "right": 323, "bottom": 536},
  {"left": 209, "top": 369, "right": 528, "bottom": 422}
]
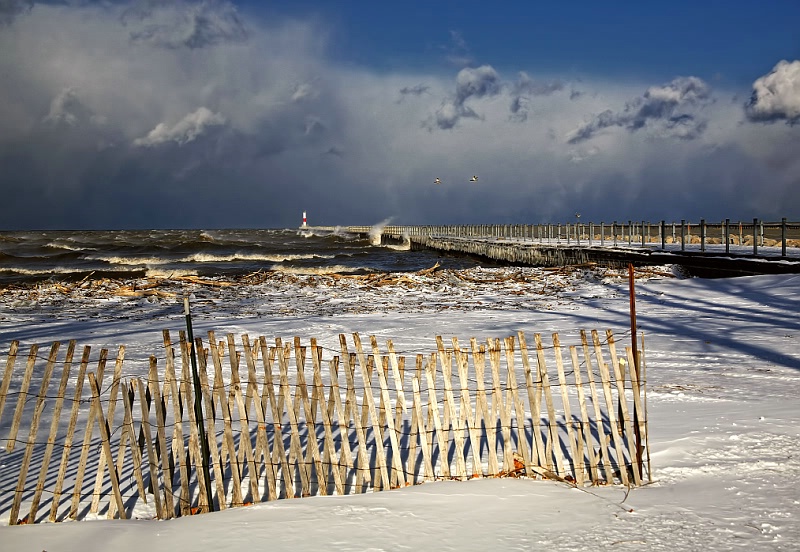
[{"left": 1, "top": 266, "right": 799, "bottom": 551}]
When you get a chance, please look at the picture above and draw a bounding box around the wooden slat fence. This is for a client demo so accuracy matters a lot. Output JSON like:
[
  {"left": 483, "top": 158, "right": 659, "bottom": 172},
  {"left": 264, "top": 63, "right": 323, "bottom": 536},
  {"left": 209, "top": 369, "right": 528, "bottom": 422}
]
[{"left": 0, "top": 329, "right": 649, "bottom": 524}]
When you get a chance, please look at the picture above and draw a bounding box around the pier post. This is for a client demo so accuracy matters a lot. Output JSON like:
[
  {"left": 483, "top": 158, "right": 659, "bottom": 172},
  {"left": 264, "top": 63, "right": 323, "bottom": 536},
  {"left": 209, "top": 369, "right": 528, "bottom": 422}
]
[
  {"left": 680, "top": 220, "right": 686, "bottom": 251},
  {"left": 700, "top": 219, "right": 706, "bottom": 252},
  {"left": 782, "top": 218, "right": 787, "bottom": 258},
  {"left": 725, "top": 219, "right": 730, "bottom": 254},
  {"left": 753, "top": 218, "right": 759, "bottom": 255}
]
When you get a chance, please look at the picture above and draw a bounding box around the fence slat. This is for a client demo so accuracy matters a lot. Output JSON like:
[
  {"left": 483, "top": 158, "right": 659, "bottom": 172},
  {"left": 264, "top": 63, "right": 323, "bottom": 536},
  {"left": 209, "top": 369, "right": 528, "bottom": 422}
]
[
  {"left": 29, "top": 341, "right": 76, "bottom": 521},
  {"left": 5, "top": 343, "right": 39, "bottom": 453},
  {"left": 136, "top": 376, "right": 164, "bottom": 520},
  {"left": 411, "top": 376, "right": 434, "bottom": 480},
  {"left": 209, "top": 334, "right": 242, "bottom": 506},
  {"left": 582, "top": 331, "right": 614, "bottom": 484},
  {"left": 502, "top": 337, "right": 532, "bottom": 477},
  {"left": 470, "top": 339, "right": 499, "bottom": 475},
  {"left": 370, "top": 337, "right": 406, "bottom": 488},
  {"left": 552, "top": 334, "right": 581, "bottom": 483},
  {"left": 70, "top": 348, "right": 108, "bottom": 520},
  {"left": 352, "top": 334, "right": 391, "bottom": 490},
  {"left": 148, "top": 355, "right": 175, "bottom": 518},
  {"left": 452, "top": 338, "right": 483, "bottom": 478},
  {"left": 326, "top": 356, "right": 354, "bottom": 491},
  {"left": 310, "top": 343, "right": 344, "bottom": 495},
  {"left": 570, "top": 345, "right": 594, "bottom": 485},
  {"left": 606, "top": 333, "right": 641, "bottom": 486},
  {"left": 163, "top": 332, "right": 192, "bottom": 516},
  {"left": 487, "top": 339, "right": 513, "bottom": 473},
  {"left": 258, "top": 338, "right": 292, "bottom": 500},
  {"left": 50, "top": 345, "right": 91, "bottom": 522},
  {"left": 592, "top": 331, "right": 629, "bottom": 486},
  {"left": 90, "top": 346, "right": 125, "bottom": 515},
  {"left": 196, "top": 342, "right": 227, "bottom": 509},
  {"left": 517, "top": 332, "right": 546, "bottom": 477},
  {"left": 293, "top": 337, "right": 326, "bottom": 495},
  {"left": 534, "top": 334, "right": 567, "bottom": 476},
  {"left": 88, "top": 372, "right": 126, "bottom": 520},
  {"left": 338, "top": 337, "right": 371, "bottom": 492},
  {"left": 423, "top": 352, "right": 450, "bottom": 478},
  {"left": 277, "top": 339, "right": 310, "bottom": 497},
  {"left": 9, "top": 342, "right": 59, "bottom": 524},
  {"left": 0, "top": 340, "right": 19, "bottom": 427}
]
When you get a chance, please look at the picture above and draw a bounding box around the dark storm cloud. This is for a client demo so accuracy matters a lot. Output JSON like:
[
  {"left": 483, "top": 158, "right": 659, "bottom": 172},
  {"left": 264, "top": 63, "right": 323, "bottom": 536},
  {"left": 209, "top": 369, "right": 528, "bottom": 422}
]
[
  {"left": 745, "top": 60, "right": 800, "bottom": 125},
  {"left": 508, "top": 71, "right": 564, "bottom": 122},
  {"left": 568, "top": 76, "right": 712, "bottom": 143},
  {"left": 0, "top": 0, "right": 32, "bottom": 25},
  {"left": 121, "top": 0, "right": 246, "bottom": 49},
  {"left": 424, "top": 65, "right": 501, "bottom": 130},
  {"left": 397, "top": 84, "right": 430, "bottom": 103}
]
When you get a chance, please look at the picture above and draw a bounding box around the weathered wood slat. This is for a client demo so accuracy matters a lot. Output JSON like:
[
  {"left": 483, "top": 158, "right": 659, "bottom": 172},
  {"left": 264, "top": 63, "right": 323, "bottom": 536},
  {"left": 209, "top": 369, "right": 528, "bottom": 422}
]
[
  {"left": 196, "top": 342, "right": 227, "bottom": 509},
  {"left": 29, "top": 341, "right": 75, "bottom": 522},
  {"left": 163, "top": 332, "right": 191, "bottom": 516},
  {"left": 0, "top": 340, "right": 19, "bottom": 427},
  {"left": 5, "top": 343, "right": 39, "bottom": 453},
  {"left": 50, "top": 345, "right": 91, "bottom": 522},
  {"left": 89, "top": 372, "right": 126, "bottom": 519},
  {"left": 581, "top": 330, "right": 614, "bottom": 484},
  {"left": 90, "top": 347, "right": 125, "bottom": 515},
  {"left": 470, "top": 339, "right": 499, "bottom": 475},
  {"left": 148, "top": 356, "right": 175, "bottom": 518},
  {"left": 9, "top": 342, "right": 59, "bottom": 524},
  {"left": 70, "top": 348, "right": 108, "bottom": 520},
  {"left": 259, "top": 337, "right": 292, "bottom": 499},
  {"left": 552, "top": 334, "right": 581, "bottom": 483},
  {"left": 517, "top": 332, "right": 545, "bottom": 477},
  {"left": 502, "top": 337, "right": 532, "bottom": 477},
  {"left": 136, "top": 376, "right": 164, "bottom": 520},
  {"left": 592, "top": 331, "right": 629, "bottom": 486}
]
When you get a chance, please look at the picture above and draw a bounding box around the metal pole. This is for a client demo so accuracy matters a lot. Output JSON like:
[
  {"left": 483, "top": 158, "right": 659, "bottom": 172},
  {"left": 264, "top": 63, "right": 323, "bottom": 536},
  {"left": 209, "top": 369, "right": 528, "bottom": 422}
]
[
  {"left": 184, "top": 296, "right": 214, "bottom": 512},
  {"left": 628, "top": 263, "right": 643, "bottom": 479}
]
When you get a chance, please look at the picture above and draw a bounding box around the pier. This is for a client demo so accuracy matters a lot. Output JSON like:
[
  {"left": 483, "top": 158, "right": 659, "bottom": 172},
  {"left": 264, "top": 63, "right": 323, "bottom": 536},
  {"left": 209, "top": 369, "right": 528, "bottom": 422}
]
[{"left": 305, "top": 219, "right": 800, "bottom": 277}]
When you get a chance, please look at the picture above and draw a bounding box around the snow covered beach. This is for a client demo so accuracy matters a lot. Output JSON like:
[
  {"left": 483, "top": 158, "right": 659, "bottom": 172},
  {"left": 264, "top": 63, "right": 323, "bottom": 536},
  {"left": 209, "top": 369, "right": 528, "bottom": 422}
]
[{"left": 1, "top": 260, "right": 798, "bottom": 550}]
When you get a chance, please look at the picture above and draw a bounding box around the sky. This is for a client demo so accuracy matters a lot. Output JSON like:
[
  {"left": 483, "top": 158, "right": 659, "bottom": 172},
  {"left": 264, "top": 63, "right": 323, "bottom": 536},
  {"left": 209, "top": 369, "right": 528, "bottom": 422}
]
[{"left": 0, "top": 0, "right": 799, "bottom": 230}]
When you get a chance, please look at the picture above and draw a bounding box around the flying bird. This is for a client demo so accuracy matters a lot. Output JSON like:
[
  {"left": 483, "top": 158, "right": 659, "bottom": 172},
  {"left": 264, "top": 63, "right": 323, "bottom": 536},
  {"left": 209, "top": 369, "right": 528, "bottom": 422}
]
[
  {"left": 469, "top": 175, "right": 478, "bottom": 182},
  {"left": 434, "top": 177, "right": 441, "bottom": 185}
]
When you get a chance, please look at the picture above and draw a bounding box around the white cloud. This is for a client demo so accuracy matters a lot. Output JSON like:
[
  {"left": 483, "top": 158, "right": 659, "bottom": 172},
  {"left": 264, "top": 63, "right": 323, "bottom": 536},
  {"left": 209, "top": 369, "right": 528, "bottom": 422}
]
[
  {"left": 745, "top": 60, "right": 800, "bottom": 124},
  {"left": 133, "top": 107, "right": 226, "bottom": 146}
]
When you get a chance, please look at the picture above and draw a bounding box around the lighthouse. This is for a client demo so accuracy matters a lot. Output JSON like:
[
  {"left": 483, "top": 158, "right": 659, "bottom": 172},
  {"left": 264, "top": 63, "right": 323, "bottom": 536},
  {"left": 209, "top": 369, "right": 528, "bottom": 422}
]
[{"left": 302, "top": 211, "right": 307, "bottom": 228}]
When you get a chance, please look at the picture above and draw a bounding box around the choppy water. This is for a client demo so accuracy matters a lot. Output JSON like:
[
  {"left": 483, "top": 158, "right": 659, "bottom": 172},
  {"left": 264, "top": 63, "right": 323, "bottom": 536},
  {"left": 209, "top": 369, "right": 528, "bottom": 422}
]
[{"left": 0, "top": 228, "right": 487, "bottom": 284}]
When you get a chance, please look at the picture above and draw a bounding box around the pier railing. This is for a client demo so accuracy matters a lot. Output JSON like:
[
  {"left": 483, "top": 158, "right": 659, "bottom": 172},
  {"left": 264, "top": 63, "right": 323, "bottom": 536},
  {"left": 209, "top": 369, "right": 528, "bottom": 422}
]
[{"left": 339, "top": 218, "right": 800, "bottom": 258}]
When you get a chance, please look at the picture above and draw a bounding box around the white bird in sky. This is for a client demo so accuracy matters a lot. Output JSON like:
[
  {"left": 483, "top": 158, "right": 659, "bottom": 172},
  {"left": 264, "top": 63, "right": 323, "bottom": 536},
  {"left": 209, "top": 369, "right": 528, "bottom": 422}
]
[
  {"left": 469, "top": 175, "right": 478, "bottom": 182},
  {"left": 434, "top": 177, "right": 441, "bottom": 185}
]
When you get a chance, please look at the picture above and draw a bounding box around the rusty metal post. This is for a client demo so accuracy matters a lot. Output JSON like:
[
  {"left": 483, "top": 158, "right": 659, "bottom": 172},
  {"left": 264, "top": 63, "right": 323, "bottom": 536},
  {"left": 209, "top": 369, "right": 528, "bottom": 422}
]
[{"left": 628, "top": 264, "right": 643, "bottom": 479}]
